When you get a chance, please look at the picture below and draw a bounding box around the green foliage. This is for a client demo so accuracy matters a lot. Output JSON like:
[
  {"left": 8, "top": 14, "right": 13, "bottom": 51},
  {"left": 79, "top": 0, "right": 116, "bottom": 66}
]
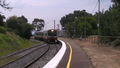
[
  {"left": 60, "top": 10, "right": 97, "bottom": 36},
  {"left": 0, "top": 26, "right": 6, "bottom": 34},
  {"left": 21, "top": 23, "right": 33, "bottom": 39},
  {"left": 32, "top": 18, "right": 45, "bottom": 30},
  {"left": 114, "top": 39, "right": 120, "bottom": 47},
  {"left": 6, "top": 16, "right": 33, "bottom": 39},
  {"left": 94, "top": 0, "right": 120, "bottom": 36},
  {"left": 17, "top": 15, "right": 28, "bottom": 23},
  {"left": 78, "top": 22, "right": 92, "bottom": 35},
  {"left": 101, "top": 37, "right": 110, "bottom": 44},
  {"left": 6, "top": 28, "right": 13, "bottom": 32},
  {"left": 0, "top": 14, "right": 4, "bottom": 26},
  {"left": 65, "top": 22, "right": 74, "bottom": 37},
  {"left": 7, "top": 16, "right": 20, "bottom": 30},
  {"left": 0, "top": 32, "right": 32, "bottom": 56},
  {"left": 60, "top": 10, "right": 92, "bottom": 27}
]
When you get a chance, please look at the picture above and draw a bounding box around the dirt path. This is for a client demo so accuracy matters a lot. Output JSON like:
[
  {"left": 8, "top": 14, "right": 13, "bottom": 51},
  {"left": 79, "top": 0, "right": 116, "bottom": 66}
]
[{"left": 59, "top": 37, "right": 120, "bottom": 68}]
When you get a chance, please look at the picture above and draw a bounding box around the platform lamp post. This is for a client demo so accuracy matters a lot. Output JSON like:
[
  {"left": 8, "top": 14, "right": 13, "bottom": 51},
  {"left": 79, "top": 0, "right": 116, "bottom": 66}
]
[
  {"left": 98, "top": 0, "right": 100, "bottom": 46},
  {"left": 83, "top": 10, "right": 86, "bottom": 42},
  {"left": 61, "top": 22, "right": 63, "bottom": 37},
  {"left": 74, "top": 17, "right": 77, "bottom": 38}
]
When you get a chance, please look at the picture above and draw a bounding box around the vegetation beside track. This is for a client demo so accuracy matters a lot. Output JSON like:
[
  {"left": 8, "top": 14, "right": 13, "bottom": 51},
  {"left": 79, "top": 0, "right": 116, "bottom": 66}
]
[{"left": 0, "top": 32, "right": 37, "bottom": 57}]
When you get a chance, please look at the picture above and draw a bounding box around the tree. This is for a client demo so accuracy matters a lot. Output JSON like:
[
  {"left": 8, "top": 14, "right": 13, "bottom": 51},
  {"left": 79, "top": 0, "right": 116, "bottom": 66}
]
[
  {"left": 32, "top": 18, "right": 45, "bottom": 31},
  {"left": 60, "top": 10, "right": 92, "bottom": 28},
  {"left": 78, "top": 22, "right": 92, "bottom": 35},
  {"left": 21, "top": 23, "right": 33, "bottom": 39},
  {"left": 39, "top": 19, "right": 45, "bottom": 27},
  {"left": 0, "top": 0, "right": 13, "bottom": 13},
  {"left": 7, "top": 16, "right": 19, "bottom": 30},
  {"left": 65, "top": 22, "right": 74, "bottom": 37},
  {"left": 0, "top": 14, "right": 3, "bottom": 26},
  {"left": 95, "top": 0, "right": 120, "bottom": 36},
  {"left": 60, "top": 10, "right": 98, "bottom": 36},
  {"left": 7, "top": 16, "right": 33, "bottom": 39},
  {"left": 17, "top": 15, "right": 28, "bottom": 23}
]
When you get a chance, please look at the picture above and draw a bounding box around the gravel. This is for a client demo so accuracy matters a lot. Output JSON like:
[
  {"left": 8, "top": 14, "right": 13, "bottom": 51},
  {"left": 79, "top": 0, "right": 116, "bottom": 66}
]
[
  {"left": 1, "top": 44, "right": 48, "bottom": 68},
  {"left": 28, "top": 43, "right": 61, "bottom": 68},
  {"left": 0, "top": 38, "right": 62, "bottom": 68}
]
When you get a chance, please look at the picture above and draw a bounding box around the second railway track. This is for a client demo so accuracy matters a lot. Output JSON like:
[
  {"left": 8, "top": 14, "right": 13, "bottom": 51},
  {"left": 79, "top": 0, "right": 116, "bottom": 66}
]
[
  {"left": 0, "top": 40, "right": 62, "bottom": 68},
  {"left": 0, "top": 43, "right": 49, "bottom": 68}
]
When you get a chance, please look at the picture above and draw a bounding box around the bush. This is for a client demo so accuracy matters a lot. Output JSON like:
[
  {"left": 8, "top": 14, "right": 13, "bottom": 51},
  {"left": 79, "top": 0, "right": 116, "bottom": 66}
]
[
  {"left": 0, "top": 26, "right": 6, "bottom": 34},
  {"left": 6, "top": 28, "right": 13, "bottom": 32},
  {"left": 114, "top": 39, "right": 120, "bottom": 47},
  {"left": 20, "top": 23, "right": 33, "bottom": 39}
]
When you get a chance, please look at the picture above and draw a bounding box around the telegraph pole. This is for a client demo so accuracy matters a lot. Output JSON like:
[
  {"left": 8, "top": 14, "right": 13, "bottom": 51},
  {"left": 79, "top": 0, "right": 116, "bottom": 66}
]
[
  {"left": 98, "top": 0, "right": 100, "bottom": 46},
  {"left": 85, "top": 10, "right": 86, "bottom": 42},
  {"left": 54, "top": 20, "right": 55, "bottom": 29},
  {"left": 74, "top": 17, "right": 77, "bottom": 38},
  {"left": 57, "top": 24, "right": 59, "bottom": 30},
  {"left": 83, "top": 10, "right": 86, "bottom": 42}
]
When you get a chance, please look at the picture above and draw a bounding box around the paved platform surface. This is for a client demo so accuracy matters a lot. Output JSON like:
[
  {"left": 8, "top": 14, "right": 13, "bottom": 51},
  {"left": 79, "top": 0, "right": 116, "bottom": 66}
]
[{"left": 57, "top": 39, "right": 93, "bottom": 68}]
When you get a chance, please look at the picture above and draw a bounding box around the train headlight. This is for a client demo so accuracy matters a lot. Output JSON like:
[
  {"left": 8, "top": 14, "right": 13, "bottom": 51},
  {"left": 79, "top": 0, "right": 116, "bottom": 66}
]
[{"left": 51, "top": 29, "right": 54, "bottom": 32}]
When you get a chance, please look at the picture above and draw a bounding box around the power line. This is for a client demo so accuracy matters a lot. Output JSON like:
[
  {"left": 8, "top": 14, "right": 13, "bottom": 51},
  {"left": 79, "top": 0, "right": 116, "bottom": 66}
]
[{"left": 91, "top": 1, "right": 98, "bottom": 14}]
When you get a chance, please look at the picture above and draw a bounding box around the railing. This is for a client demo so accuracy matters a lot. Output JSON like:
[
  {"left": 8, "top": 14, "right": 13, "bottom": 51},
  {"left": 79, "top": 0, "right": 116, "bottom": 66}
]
[{"left": 62, "top": 35, "right": 120, "bottom": 47}]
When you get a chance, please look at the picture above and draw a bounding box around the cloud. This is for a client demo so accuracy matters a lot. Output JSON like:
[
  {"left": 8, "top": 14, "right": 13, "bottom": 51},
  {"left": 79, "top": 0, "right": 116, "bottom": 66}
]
[{"left": 1, "top": 0, "right": 112, "bottom": 29}]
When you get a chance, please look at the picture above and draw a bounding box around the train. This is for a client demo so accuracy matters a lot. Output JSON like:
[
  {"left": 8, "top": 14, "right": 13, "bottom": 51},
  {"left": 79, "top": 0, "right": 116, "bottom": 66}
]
[{"left": 34, "top": 29, "right": 58, "bottom": 43}]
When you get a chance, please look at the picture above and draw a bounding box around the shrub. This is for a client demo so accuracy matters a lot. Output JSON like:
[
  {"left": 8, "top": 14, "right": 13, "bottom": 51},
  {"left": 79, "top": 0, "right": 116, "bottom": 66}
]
[
  {"left": 114, "top": 39, "right": 120, "bottom": 47},
  {"left": 20, "top": 23, "right": 33, "bottom": 39},
  {"left": 0, "top": 26, "right": 6, "bottom": 34},
  {"left": 6, "top": 28, "right": 13, "bottom": 32}
]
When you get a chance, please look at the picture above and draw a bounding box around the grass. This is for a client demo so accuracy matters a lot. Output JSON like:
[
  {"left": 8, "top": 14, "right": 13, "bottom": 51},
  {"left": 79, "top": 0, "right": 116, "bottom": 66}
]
[
  {"left": 0, "top": 32, "right": 39, "bottom": 57},
  {"left": 0, "top": 32, "right": 42, "bottom": 67}
]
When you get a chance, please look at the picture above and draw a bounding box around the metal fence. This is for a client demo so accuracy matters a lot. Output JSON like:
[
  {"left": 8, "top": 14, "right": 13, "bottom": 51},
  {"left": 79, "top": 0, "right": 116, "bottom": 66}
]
[
  {"left": 84, "top": 36, "right": 120, "bottom": 47},
  {"left": 64, "top": 35, "right": 120, "bottom": 47}
]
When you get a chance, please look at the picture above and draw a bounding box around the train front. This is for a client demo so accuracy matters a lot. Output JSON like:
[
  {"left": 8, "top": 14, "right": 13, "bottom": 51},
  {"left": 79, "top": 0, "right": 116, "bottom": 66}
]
[{"left": 47, "top": 29, "right": 58, "bottom": 43}]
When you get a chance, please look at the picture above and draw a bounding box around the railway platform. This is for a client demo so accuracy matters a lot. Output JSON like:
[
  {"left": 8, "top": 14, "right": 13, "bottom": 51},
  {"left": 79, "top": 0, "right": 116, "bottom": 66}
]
[
  {"left": 57, "top": 40, "right": 93, "bottom": 68},
  {"left": 43, "top": 38, "right": 93, "bottom": 68}
]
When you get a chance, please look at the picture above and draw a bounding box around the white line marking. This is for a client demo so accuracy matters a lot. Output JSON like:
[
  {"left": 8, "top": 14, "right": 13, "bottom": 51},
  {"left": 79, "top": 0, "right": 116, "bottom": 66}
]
[{"left": 43, "top": 40, "right": 66, "bottom": 68}]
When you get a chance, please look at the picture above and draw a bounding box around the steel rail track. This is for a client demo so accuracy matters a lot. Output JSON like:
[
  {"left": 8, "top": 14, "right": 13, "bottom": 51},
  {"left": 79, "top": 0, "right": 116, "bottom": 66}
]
[
  {"left": 23, "top": 44, "right": 50, "bottom": 68},
  {"left": 0, "top": 43, "right": 45, "bottom": 60},
  {"left": 0, "top": 43, "right": 49, "bottom": 68}
]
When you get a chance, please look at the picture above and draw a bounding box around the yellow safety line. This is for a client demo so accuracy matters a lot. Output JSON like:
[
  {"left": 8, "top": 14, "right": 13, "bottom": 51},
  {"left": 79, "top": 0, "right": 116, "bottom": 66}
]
[{"left": 66, "top": 41, "right": 73, "bottom": 68}]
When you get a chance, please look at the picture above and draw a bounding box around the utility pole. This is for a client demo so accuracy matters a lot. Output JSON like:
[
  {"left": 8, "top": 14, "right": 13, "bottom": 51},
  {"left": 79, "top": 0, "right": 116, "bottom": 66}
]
[
  {"left": 57, "top": 24, "right": 59, "bottom": 30},
  {"left": 98, "top": 0, "right": 100, "bottom": 46},
  {"left": 61, "top": 22, "right": 63, "bottom": 37},
  {"left": 85, "top": 10, "right": 86, "bottom": 42},
  {"left": 74, "top": 17, "right": 77, "bottom": 38},
  {"left": 54, "top": 20, "right": 55, "bottom": 29},
  {"left": 83, "top": 10, "right": 86, "bottom": 42}
]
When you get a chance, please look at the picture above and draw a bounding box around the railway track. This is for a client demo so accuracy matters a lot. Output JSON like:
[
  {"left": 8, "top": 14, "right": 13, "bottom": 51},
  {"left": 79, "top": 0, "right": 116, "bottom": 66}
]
[
  {"left": 0, "top": 43, "right": 45, "bottom": 60},
  {"left": 27, "top": 43, "right": 61, "bottom": 68},
  {"left": 0, "top": 43, "right": 49, "bottom": 68}
]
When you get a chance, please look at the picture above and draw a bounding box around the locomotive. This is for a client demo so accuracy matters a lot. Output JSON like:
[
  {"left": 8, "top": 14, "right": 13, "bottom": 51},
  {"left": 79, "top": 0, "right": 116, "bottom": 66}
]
[{"left": 34, "top": 29, "right": 58, "bottom": 43}]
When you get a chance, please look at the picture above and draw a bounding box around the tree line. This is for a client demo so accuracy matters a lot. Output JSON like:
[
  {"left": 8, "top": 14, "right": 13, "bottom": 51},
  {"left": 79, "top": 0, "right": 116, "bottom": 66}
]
[
  {"left": 97, "top": 0, "right": 120, "bottom": 36},
  {"left": 60, "top": 10, "right": 97, "bottom": 37},
  {"left": 60, "top": 0, "right": 120, "bottom": 37},
  {"left": 0, "top": 0, "right": 45, "bottom": 40},
  {"left": 0, "top": 1, "right": 34, "bottom": 39},
  {"left": 0, "top": 15, "right": 33, "bottom": 39}
]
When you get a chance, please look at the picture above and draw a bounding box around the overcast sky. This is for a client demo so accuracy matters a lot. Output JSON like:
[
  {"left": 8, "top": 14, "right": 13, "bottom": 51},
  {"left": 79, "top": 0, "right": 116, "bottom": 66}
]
[{"left": 0, "top": 0, "right": 112, "bottom": 30}]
